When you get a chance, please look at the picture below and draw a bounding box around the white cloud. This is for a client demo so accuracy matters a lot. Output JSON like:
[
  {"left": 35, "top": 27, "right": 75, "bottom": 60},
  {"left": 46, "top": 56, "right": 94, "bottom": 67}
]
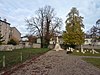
[{"left": 0, "top": 0, "right": 100, "bottom": 35}]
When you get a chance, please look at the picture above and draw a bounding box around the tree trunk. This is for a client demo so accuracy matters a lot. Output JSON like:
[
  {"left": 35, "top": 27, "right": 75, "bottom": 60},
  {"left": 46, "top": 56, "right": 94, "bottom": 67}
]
[{"left": 40, "top": 37, "right": 43, "bottom": 48}]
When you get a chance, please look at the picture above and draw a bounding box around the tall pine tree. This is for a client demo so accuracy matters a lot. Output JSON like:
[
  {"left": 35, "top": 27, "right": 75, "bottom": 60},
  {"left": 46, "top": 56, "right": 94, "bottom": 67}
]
[{"left": 63, "top": 7, "right": 84, "bottom": 47}]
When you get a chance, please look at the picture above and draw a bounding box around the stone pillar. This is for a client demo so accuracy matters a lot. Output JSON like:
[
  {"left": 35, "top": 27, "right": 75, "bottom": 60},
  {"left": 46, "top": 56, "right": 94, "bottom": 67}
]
[{"left": 81, "top": 45, "right": 84, "bottom": 53}]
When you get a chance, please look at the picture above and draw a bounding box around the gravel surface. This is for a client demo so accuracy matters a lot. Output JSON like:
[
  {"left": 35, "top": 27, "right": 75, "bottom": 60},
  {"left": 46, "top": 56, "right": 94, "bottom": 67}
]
[
  {"left": 4, "top": 50, "right": 100, "bottom": 75},
  {"left": 79, "top": 56, "right": 100, "bottom": 58}
]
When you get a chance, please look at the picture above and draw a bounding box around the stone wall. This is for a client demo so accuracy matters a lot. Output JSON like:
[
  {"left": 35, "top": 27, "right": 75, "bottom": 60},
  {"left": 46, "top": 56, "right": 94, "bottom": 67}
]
[
  {"left": 32, "top": 43, "right": 41, "bottom": 48},
  {"left": 0, "top": 45, "right": 23, "bottom": 51},
  {"left": 14, "top": 45, "right": 24, "bottom": 49},
  {"left": 0, "top": 45, "right": 14, "bottom": 51},
  {"left": 76, "top": 45, "right": 100, "bottom": 49}
]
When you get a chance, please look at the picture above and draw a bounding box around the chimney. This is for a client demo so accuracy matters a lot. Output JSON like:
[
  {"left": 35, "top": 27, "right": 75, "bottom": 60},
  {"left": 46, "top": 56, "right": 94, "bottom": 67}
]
[{"left": 4, "top": 19, "right": 7, "bottom": 22}]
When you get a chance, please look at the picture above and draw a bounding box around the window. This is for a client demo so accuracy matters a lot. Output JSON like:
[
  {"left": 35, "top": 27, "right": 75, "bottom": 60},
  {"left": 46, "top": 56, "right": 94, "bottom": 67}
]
[{"left": 85, "top": 40, "right": 88, "bottom": 43}]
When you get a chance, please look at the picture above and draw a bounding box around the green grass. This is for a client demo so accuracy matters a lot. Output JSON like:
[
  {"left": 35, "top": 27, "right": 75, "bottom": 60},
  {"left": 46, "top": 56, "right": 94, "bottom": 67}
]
[
  {"left": 0, "top": 48, "right": 49, "bottom": 71},
  {"left": 83, "top": 58, "right": 100, "bottom": 69},
  {"left": 72, "top": 49, "right": 100, "bottom": 56},
  {"left": 72, "top": 49, "right": 100, "bottom": 68}
]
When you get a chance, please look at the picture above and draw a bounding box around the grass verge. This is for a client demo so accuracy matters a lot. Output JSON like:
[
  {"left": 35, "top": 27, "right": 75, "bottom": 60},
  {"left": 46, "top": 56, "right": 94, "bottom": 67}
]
[
  {"left": 83, "top": 58, "right": 100, "bottom": 69},
  {"left": 0, "top": 48, "right": 49, "bottom": 71}
]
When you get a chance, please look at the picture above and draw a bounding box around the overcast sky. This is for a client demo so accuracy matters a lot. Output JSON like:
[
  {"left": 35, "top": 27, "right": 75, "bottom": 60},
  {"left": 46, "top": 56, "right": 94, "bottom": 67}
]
[{"left": 0, "top": 0, "right": 100, "bottom": 36}]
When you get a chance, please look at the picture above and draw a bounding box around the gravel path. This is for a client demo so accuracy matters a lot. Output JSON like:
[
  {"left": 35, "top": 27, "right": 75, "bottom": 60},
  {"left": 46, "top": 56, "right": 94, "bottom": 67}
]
[
  {"left": 79, "top": 56, "right": 100, "bottom": 58},
  {"left": 5, "top": 50, "right": 100, "bottom": 75}
]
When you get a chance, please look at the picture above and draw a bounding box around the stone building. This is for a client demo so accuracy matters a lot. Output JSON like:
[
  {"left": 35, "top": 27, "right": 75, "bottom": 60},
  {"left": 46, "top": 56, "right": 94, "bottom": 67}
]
[
  {"left": 0, "top": 18, "right": 21, "bottom": 44},
  {"left": 0, "top": 19, "right": 10, "bottom": 44},
  {"left": 10, "top": 27, "right": 21, "bottom": 44}
]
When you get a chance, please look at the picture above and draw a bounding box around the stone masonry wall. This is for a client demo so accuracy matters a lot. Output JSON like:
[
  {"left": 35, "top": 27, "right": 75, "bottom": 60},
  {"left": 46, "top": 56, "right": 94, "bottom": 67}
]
[{"left": 0, "top": 45, "right": 23, "bottom": 51}]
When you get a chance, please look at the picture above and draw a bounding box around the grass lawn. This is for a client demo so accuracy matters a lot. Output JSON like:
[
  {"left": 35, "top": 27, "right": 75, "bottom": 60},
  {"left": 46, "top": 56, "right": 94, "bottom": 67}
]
[
  {"left": 83, "top": 58, "right": 100, "bottom": 69},
  {"left": 72, "top": 49, "right": 100, "bottom": 69},
  {"left": 0, "top": 48, "right": 49, "bottom": 71},
  {"left": 72, "top": 49, "right": 100, "bottom": 56}
]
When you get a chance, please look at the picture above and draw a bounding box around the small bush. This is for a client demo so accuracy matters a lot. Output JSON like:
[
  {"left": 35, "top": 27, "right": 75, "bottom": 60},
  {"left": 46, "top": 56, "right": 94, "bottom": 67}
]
[
  {"left": 66, "top": 51, "right": 73, "bottom": 54},
  {"left": 7, "top": 39, "right": 17, "bottom": 45}
]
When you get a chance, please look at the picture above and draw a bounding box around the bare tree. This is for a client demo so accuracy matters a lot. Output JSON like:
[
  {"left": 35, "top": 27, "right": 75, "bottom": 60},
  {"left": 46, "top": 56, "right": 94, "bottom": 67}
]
[
  {"left": 26, "top": 34, "right": 37, "bottom": 45},
  {"left": 87, "top": 19, "right": 100, "bottom": 50},
  {"left": 26, "top": 5, "right": 62, "bottom": 48},
  {"left": 90, "top": 26, "right": 97, "bottom": 47},
  {"left": 26, "top": 7, "right": 44, "bottom": 48}
]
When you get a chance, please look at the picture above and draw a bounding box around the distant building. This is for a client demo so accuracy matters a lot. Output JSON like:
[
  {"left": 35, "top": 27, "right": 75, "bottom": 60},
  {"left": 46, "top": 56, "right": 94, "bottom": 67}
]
[
  {"left": 0, "top": 18, "right": 21, "bottom": 44},
  {"left": 10, "top": 27, "right": 21, "bottom": 44},
  {"left": 37, "top": 38, "right": 41, "bottom": 44},
  {"left": 84, "top": 34, "right": 100, "bottom": 45},
  {"left": 37, "top": 36, "right": 64, "bottom": 44},
  {"left": 49, "top": 36, "right": 64, "bottom": 45},
  {"left": 0, "top": 19, "right": 10, "bottom": 44},
  {"left": 84, "top": 38, "right": 92, "bottom": 45}
]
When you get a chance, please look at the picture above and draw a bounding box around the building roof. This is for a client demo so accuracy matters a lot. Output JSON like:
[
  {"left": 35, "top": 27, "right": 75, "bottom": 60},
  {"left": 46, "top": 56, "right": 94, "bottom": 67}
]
[
  {"left": 0, "top": 19, "right": 10, "bottom": 25},
  {"left": 11, "top": 27, "right": 21, "bottom": 35},
  {"left": 84, "top": 33, "right": 92, "bottom": 38}
]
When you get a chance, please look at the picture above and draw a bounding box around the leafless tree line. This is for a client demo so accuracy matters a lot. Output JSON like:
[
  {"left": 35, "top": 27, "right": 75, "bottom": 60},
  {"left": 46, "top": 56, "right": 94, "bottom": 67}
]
[{"left": 26, "top": 5, "right": 62, "bottom": 48}]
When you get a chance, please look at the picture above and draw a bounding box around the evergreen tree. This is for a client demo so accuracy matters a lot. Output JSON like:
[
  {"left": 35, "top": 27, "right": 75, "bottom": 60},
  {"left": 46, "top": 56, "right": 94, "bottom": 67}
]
[
  {"left": 63, "top": 7, "right": 84, "bottom": 47},
  {"left": 0, "top": 34, "right": 4, "bottom": 45}
]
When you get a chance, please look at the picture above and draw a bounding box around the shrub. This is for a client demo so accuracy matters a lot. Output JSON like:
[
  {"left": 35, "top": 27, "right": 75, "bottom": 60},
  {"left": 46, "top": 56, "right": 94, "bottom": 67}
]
[{"left": 7, "top": 39, "right": 17, "bottom": 45}]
